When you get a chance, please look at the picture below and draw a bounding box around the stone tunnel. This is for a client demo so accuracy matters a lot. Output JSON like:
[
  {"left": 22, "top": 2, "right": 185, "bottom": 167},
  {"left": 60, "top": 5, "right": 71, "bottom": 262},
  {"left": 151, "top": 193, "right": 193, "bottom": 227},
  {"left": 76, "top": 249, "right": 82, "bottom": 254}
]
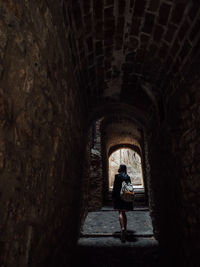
[{"left": 0, "top": 0, "right": 200, "bottom": 266}]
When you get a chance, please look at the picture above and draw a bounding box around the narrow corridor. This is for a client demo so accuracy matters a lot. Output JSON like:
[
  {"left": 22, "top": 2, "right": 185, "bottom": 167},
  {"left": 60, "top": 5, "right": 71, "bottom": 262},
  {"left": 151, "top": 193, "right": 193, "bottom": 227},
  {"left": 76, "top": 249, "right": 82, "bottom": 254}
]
[{"left": 0, "top": 1, "right": 200, "bottom": 266}]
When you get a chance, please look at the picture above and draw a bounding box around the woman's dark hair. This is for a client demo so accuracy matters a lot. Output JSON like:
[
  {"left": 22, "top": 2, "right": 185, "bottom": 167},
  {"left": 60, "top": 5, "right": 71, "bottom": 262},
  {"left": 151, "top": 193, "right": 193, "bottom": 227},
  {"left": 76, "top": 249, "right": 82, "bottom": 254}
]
[{"left": 118, "top": 164, "right": 127, "bottom": 173}]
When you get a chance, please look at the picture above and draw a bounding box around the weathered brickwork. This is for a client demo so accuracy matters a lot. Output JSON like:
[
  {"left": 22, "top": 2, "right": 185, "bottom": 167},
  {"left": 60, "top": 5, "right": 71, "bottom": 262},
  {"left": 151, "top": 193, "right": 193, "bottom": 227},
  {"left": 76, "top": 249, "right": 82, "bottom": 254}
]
[
  {"left": 0, "top": 1, "right": 86, "bottom": 266},
  {"left": 63, "top": 0, "right": 200, "bottom": 123},
  {"left": 88, "top": 119, "right": 103, "bottom": 210},
  {"left": 0, "top": 0, "right": 200, "bottom": 266},
  {"left": 142, "top": 131, "right": 152, "bottom": 214},
  {"left": 149, "top": 78, "right": 200, "bottom": 266},
  {"left": 173, "top": 79, "right": 200, "bottom": 266},
  {"left": 79, "top": 128, "right": 92, "bottom": 226}
]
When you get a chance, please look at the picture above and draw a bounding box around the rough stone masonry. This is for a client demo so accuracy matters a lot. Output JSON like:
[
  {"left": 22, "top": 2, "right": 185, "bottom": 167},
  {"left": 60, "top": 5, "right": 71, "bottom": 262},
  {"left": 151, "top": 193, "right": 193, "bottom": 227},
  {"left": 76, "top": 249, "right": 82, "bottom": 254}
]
[{"left": 0, "top": 1, "right": 200, "bottom": 267}]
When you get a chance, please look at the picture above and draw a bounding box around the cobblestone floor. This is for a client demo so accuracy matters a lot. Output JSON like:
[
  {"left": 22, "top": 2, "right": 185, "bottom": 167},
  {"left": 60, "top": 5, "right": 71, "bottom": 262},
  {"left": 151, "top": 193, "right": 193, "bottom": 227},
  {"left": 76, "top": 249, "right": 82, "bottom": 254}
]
[
  {"left": 71, "top": 206, "right": 162, "bottom": 267},
  {"left": 81, "top": 206, "right": 153, "bottom": 236}
]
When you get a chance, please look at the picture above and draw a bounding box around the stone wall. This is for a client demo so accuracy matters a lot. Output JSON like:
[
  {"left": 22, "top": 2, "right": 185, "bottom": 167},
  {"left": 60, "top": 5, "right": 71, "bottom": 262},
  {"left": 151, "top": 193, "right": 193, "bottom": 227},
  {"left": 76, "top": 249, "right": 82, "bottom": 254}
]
[
  {"left": 173, "top": 78, "right": 200, "bottom": 266},
  {"left": 88, "top": 119, "right": 103, "bottom": 210},
  {"left": 79, "top": 128, "right": 92, "bottom": 227},
  {"left": 148, "top": 77, "right": 200, "bottom": 266},
  {"left": 0, "top": 1, "right": 199, "bottom": 266},
  {"left": 141, "top": 131, "right": 151, "bottom": 207},
  {"left": 0, "top": 1, "right": 86, "bottom": 266}
]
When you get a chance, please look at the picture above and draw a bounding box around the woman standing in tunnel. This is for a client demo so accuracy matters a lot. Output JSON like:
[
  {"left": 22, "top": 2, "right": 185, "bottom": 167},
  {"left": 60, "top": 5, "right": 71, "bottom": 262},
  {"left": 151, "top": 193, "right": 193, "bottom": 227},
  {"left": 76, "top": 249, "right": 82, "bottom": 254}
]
[{"left": 112, "top": 164, "right": 133, "bottom": 242}]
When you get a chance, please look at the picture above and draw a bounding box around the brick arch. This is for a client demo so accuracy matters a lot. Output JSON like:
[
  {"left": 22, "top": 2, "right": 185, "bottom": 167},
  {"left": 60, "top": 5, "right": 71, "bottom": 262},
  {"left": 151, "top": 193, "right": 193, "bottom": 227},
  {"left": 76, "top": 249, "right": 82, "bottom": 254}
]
[
  {"left": 87, "top": 102, "right": 151, "bottom": 129},
  {"left": 99, "top": 114, "right": 149, "bottom": 204},
  {"left": 108, "top": 143, "right": 141, "bottom": 157}
]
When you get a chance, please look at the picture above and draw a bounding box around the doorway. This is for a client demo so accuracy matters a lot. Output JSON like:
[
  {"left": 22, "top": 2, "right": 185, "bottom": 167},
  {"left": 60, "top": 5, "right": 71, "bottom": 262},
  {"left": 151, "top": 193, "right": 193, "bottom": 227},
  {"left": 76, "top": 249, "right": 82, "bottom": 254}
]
[{"left": 108, "top": 148, "right": 144, "bottom": 191}]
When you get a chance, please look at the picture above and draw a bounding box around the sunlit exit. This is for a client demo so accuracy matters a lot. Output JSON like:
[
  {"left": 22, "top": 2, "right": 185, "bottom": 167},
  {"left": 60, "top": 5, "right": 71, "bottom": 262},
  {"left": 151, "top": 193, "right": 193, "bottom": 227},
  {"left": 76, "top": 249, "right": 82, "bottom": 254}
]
[{"left": 109, "top": 148, "right": 144, "bottom": 191}]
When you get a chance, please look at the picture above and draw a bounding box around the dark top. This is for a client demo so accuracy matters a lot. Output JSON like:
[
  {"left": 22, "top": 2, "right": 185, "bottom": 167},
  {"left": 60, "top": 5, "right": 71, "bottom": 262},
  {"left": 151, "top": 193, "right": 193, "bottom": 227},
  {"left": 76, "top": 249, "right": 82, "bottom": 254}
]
[{"left": 112, "top": 172, "right": 133, "bottom": 211}]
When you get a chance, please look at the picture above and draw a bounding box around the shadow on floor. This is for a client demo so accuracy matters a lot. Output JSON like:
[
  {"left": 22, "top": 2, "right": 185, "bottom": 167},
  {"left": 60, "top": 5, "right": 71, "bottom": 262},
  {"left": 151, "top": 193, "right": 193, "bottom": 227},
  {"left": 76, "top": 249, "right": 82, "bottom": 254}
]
[
  {"left": 113, "top": 230, "right": 138, "bottom": 242},
  {"left": 71, "top": 242, "right": 160, "bottom": 267}
]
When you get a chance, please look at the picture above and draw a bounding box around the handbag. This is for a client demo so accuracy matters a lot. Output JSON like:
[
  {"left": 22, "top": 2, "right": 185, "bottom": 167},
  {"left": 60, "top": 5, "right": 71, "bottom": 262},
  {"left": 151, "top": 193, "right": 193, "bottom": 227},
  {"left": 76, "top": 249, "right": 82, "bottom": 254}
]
[{"left": 120, "top": 181, "right": 135, "bottom": 202}]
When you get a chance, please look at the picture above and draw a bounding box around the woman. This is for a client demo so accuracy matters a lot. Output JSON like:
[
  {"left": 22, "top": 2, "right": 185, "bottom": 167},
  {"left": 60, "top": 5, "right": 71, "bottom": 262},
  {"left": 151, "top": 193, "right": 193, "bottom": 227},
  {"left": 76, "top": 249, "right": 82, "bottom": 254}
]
[{"left": 112, "top": 164, "right": 133, "bottom": 242}]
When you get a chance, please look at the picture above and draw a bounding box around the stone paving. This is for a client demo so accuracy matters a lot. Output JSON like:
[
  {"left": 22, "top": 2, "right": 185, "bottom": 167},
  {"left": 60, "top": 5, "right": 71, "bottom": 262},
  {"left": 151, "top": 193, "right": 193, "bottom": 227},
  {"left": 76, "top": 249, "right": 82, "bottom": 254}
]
[
  {"left": 81, "top": 206, "right": 153, "bottom": 236},
  {"left": 71, "top": 206, "right": 161, "bottom": 267}
]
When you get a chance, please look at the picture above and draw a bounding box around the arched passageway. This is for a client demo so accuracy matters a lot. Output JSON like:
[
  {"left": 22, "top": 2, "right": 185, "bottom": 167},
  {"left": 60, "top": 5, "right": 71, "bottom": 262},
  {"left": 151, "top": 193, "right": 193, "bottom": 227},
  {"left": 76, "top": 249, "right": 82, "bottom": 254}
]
[
  {"left": 108, "top": 148, "right": 144, "bottom": 191},
  {"left": 0, "top": 0, "right": 200, "bottom": 266}
]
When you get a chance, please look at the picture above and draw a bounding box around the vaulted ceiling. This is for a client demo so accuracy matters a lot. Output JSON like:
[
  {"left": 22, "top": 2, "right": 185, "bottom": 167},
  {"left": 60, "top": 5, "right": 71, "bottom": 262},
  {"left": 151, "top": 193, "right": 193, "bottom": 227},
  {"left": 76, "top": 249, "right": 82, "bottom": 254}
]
[
  {"left": 64, "top": 0, "right": 200, "bottom": 125},
  {"left": 100, "top": 115, "right": 142, "bottom": 156}
]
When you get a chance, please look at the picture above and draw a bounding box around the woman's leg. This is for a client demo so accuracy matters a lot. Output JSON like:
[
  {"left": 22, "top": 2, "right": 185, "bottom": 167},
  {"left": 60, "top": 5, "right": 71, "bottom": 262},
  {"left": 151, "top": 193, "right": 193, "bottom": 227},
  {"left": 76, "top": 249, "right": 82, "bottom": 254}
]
[
  {"left": 119, "top": 211, "right": 127, "bottom": 229},
  {"left": 122, "top": 211, "right": 127, "bottom": 230},
  {"left": 119, "top": 211, "right": 125, "bottom": 229},
  {"left": 119, "top": 211, "right": 127, "bottom": 242}
]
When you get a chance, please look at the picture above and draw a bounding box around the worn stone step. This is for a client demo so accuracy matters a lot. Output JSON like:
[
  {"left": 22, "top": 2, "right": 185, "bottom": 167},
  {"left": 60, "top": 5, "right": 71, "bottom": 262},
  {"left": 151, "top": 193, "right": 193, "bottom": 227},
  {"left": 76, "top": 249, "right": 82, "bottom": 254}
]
[{"left": 80, "top": 232, "right": 154, "bottom": 238}]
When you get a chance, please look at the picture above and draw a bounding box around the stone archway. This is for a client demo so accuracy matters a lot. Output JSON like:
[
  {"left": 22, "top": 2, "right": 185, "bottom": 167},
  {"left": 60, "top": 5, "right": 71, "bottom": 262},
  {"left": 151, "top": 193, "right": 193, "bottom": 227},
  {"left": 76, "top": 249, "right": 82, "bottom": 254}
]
[{"left": 108, "top": 147, "right": 144, "bottom": 191}]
